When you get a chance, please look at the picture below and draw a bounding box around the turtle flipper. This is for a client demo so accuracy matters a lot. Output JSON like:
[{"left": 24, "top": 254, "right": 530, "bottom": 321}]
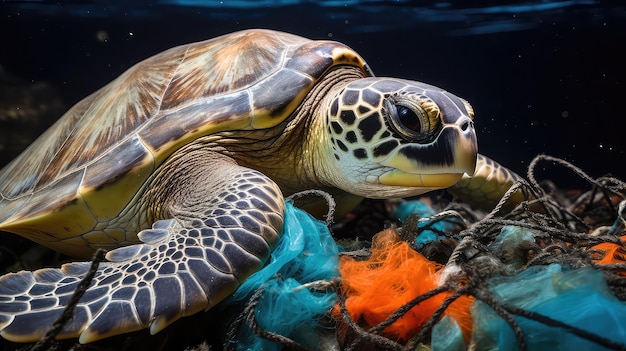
[
  {"left": 447, "top": 154, "right": 526, "bottom": 210},
  {"left": 0, "top": 163, "right": 284, "bottom": 343}
]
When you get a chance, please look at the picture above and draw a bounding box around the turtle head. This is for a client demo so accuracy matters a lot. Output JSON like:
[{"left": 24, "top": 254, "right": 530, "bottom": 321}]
[{"left": 324, "top": 77, "right": 477, "bottom": 198}]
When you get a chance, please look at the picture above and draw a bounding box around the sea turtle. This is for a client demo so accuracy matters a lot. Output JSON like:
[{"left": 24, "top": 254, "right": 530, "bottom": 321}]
[{"left": 0, "top": 29, "right": 520, "bottom": 343}]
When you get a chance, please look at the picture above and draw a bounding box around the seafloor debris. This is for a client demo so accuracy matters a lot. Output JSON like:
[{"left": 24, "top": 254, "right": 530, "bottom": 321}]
[
  {"left": 329, "top": 155, "right": 626, "bottom": 351},
  {"left": 1, "top": 154, "right": 626, "bottom": 351}
]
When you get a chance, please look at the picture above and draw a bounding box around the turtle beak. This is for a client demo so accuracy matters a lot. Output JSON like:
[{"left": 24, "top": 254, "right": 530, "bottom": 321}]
[
  {"left": 454, "top": 123, "right": 478, "bottom": 177},
  {"left": 379, "top": 118, "right": 477, "bottom": 188},
  {"left": 437, "top": 114, "right": 477, "bottom": 177}
]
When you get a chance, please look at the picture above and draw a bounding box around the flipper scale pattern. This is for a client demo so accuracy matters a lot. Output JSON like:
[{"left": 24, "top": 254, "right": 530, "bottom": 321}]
[{"left": 0, "top": 166, "right": 284, "bottom": 343}]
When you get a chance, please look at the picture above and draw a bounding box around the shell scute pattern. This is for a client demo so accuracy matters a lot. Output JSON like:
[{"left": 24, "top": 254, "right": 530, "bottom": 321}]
[
  {"left": 249, "top": 69, "right": 314, "bottom": 124},
  {"left": 285, "top": 41, "right": 365, "bottom": 79},
  {"left": 80, "top": 136, "right": 155, "bottom": 221},
  {"left": 140, "top": 90, "right": 253, "bottom": 160},
  {"left": 0, "top": 30, "right": 346, "bottom": 206},
  {"left": 3, "top": 170, "right": 94, "bottom": 240},
  {"left": 38, "top": 45, "right": 181, "bottom": 190},
  {"left": 0, "top": 29, "right": 368, "bottom": 256},
  {"left": 159, "top": 30, "right": 306, "bottom": 107}
]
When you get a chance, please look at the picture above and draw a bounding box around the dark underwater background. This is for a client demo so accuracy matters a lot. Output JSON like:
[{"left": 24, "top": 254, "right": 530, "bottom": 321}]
[{"left": 1, "top": 0, "right": 625, "bottom": 187}]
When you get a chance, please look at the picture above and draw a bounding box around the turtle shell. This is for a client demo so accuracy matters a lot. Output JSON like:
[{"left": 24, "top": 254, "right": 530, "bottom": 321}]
[{"left": 0, "top": 29, "right": 370, "bottom": 257}]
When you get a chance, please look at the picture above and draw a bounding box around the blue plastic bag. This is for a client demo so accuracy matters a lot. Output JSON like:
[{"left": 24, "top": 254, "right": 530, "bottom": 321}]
[
  {"left": 227, "top": 200, "right": 340, "bottom": 351},
  {"left": 472, "top": 264, "right": 626, "bottom": 351}
]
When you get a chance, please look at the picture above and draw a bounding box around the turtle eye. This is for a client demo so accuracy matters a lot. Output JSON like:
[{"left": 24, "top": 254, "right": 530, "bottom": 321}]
[
  {"left": 396, "top": 105, "right": 422, "bottom": 132},
  {"left": 386, "top": 100, "right": 431, "bottom": 142}
]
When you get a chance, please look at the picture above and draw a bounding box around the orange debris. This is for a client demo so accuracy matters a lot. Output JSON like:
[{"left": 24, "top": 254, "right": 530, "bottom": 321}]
[
  {"left": 592, "top": 235, "right": 626, "bottom": 265},
  {"left": 335, "top": 229, "right": 473, "bottom": 342}
]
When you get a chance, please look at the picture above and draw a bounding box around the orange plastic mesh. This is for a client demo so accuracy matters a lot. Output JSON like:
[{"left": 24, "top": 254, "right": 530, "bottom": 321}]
[
  {"left": 592, "top": 235, "right": 626, "bottom": 265},
  {"left": 335, "top": 229, "right": 473, "bottom": 342}
]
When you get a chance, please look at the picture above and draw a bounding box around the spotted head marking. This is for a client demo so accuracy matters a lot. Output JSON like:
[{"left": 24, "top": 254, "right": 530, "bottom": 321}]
[{"left": 325, "top": 77, "right": 477, "bottom": 198}]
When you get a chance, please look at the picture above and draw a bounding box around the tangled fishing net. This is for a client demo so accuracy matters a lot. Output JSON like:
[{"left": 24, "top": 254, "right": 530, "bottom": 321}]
[
  {"left": 225, "top": 154, "right": 626, "bottom": 351},
  {"left": 8, "top": 154, "right": 626, "bottom": 351}
]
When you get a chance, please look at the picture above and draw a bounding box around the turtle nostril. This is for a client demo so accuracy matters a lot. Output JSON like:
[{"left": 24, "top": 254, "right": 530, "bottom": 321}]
[{"left": 461, "top": 121, "right": 470, "bottom": 132}]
